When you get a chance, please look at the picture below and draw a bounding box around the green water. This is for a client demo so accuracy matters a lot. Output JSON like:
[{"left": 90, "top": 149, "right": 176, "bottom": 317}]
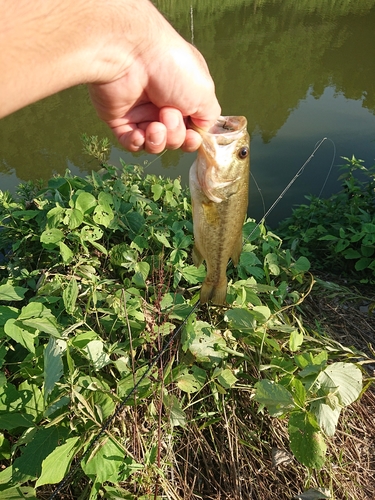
[{"left": 1, "top": 0, "right": 375, "bottom": 226}]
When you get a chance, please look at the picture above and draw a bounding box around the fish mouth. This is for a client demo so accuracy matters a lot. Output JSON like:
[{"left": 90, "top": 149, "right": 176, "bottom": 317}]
[{"left": 189, "top": 116, "right": 248, "bottom": 142}]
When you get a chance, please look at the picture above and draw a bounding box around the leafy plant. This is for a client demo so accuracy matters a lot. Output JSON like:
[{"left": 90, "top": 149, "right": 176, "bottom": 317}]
[
  {"left": 277, "top": 156, "right": 375, "bottom": 282},
  {"left": 0, "top": 145, "right": 370, "bottom": 499}
]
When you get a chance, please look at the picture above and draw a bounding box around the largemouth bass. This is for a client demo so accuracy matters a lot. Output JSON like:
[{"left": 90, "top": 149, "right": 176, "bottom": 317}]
[{"left": 189, "top": 116, "right": 250, "bottom": 305}]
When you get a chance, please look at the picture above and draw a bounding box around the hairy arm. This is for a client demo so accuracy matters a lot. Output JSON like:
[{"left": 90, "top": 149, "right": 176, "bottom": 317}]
[{"left": 0, "top": 0, "right": 221, "bottom": 152}]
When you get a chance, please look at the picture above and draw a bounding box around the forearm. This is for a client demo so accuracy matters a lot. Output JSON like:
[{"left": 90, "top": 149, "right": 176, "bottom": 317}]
[{"left": 0, "top": 0, "right": 160, "bottom": 118}]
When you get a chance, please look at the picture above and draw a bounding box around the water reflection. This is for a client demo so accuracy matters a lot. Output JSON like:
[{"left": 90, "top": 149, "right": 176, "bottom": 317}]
[{"left": 1, "top": 0, "right": 375, "bottom": 226}]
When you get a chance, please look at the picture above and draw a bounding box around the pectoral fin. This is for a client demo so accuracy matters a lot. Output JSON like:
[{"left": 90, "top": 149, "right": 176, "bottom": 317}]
[
  {"left": 231, "top": 233, "right": 243, "bottom": 266},
  {"left": 192, "top": 244, "right": 204, "bottom": 268}
]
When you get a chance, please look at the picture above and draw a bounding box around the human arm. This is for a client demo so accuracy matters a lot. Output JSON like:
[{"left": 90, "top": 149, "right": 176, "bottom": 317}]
[{"left": 0, "top": 0, "right": 221, "bottom": 153}]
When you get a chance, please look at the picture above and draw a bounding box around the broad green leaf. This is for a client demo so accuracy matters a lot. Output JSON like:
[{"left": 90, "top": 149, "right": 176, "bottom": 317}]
[
  {"left": 164, "top": 394, "right": 186, "bottom": 428},
  {"left": 316, "top": 362, "right": 362, "bottom": 406},
  {"left": 11, "top": 427, "right": 66, "bottom": 484},
  {"left": 64, "top": 208, "right": 84, "bottom": 229},
  {"left": 224, "top": 308, "right": 256, "bottom": 332},
  {"left": 289, "top": 330, "right": 304, "bottom": 352},
  {"left": 179, "top": 264, "right": 205, "bottom": 284},
  {"left": 0, "top": 305, "right": 19, "bottom": 325},
  {"left": 18, "top": 380, "right": 44, "bottom": 420},
  {"left": 254, "top": 380, "right": 296, "bottom": 416},
  {"left": 151, "top": 183, "right": 163, "bottom": 201},
  {"left": 291, "top": 256, "right": 310, "bottom": 274},
  {"left": 93, "top": 203, "right": 114, "bottom": 226},
  {"left": 289, "top": 411, "right": 326, "bottom": 469},
  {"left": 63, "top": 277, "right": 79, "bottom": 315},
  {"left": 0, "top": 485, "right": 36, "bottom": 499},
  {"left": 36, "top": 437, "right": 80, "bottom": 487},
  {"left": 59, "top": 241, "right": 73, "bottom": 264},
  {"left": 124, "top": 211, "right": 145, "bottom": 235},
  {"left": 174, "top": 365, "right": 206, "bottom": 394},
  {"left": 0, "top": 412, "right": 35, "bottom": 430},
  {"left": 44, "top": 337, "right": 66, "bottom": 403},
  {"left": 0, "top": 284, "right": 27, "bottom": 302},
  {"left": 216, "top": 368, "right": 238, "bottom": 389},
  {"left": 82, "top": 436, "right": 124, "bottom": 483},
  {"left": 184, "top": 321, "right": 226, "bottom": 364},
  {"left": 4, "top": 319, "right": 36, "bottom": 353},
  {"left": 18, "top": 303, "right": 60, "bottom": 336},
  {"left": 154, "top": 231, "right": 171, "bottom": 248},
  {"left": 343, "top": 248, "right": 361, "bottom": 259},
  {"left": 75, "top": 191, "right": 97, "bottom": 213},
  {"left": 40, "top": 228, "right": 64, "bottom": 245},
  {"left": 355, "top": 257, "right": 372, "bottom": 271},
  {"left": 83, "top": 340, "right": 111, "bottom": 370},
  {"left": 310, "top": 400, "right": 341, "bottom": 437},
  {"left": 80, "top": 225, "right": 103, "bottom": 241}
]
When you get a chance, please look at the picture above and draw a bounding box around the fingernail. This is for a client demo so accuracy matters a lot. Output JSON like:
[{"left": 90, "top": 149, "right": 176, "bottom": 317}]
[
  {"left": 166, "top": 112, "right": 180, "bottom": 130},
  {"left": 133, "top": 137, "right": 145, "bottom": 148},
  {"left": 150, "top": 130, "right": 164, "bottom": 146}
]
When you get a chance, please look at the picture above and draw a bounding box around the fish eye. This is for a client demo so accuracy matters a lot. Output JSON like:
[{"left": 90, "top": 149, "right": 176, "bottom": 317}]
[{"left": 237, "top": 147, "right": 249, "bottom": 159}]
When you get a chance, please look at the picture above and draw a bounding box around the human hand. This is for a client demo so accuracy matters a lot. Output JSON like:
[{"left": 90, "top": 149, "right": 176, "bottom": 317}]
[{"left": 88, "top": 2, "right": 221, "bottom": 154}]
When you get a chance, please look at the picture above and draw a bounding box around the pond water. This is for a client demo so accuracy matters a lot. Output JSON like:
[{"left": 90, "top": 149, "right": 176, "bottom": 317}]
[{"left": 1, "top": 0, "right": 375, "bottom": 227}]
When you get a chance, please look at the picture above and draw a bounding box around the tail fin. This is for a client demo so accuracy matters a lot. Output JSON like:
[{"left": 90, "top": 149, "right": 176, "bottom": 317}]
[{"left": 200, "top": 278, "right": 227, "bottom": 305}]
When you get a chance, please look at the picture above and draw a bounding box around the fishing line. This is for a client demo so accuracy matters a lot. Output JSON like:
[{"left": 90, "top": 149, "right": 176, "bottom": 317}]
[
  {"left": 48, "top": 300, "right": 200, "bottom": 499},
  {"left": 49, "top": 136, "right": 334, "bottom": 498}
]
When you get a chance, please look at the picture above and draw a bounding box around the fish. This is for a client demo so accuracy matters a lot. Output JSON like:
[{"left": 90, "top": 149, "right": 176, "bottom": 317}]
[{"left": 189, "top": 116, "right": 250, "bottom": 305}]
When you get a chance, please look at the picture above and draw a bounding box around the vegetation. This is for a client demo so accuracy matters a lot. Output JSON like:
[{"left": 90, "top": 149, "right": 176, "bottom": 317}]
[
  {"left": 278, "top": 156, "right": 375, "bottom": 282},
  {"left": 0, "top": 139, "right": 373, "bottom": 499}
]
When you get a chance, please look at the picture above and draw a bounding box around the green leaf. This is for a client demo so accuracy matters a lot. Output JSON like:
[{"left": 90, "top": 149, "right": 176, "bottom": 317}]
[
  {"left": 19, "top": 303, "right": 60, "bottom": 336},
  {"left": 59, "top": 241, "right": 73, "bottom": 264},
  {"left": 0, "top": 412, "right": 35, "bottom": 430},
  {"left": 35, "top": 437, "right": 80, "bottom": 487},
  {"left": 343, "top": 248, "right": 361, "bottom": 259},
  {"left": 80, "top": 225, "right": 103, "bottom": 241},
  {"left": 64, "top": 208, "right": 84, "bottom": 229},
  {"left": 184, "top": 321, "right": 226, "bottom": 364},
  {"left": 4, "top": 319, "right": 36, "bottom": 353},
  {"left": 289, "top": 411, "right": 326, "bottom": 469},
  {"left": 174, "top": 365, "right": 206, "bottom": 394},
  {"left": 0, "top": 485, "right": 36, "bottom": 499},
  {"left": 44, "top": 337, "right": 66, "bottom": 403},
  {"left": 291, "top": 256, "right": 310, "bottom": 274},
  {"left": 40, "top": 228, "right": 64, "bottom": 245},
  {"left": 75, "top": 192, "right": 97, "bottom": 213},
  {"left": 224, "top": 308, "right": 256, "bottom": 332},
  {"left": 254, "top": 380, "right": 296, "bottom": 416},
  {"left": 154, "top": 231, "right": 171, "bottom": 248},
  {"left": 93, "top": 203, "right": 114, "bottom": 227},
  {"left": 151, "top": 183, "right": 163, "bottom": 201},
  {"left": 216, "top": 368, "right": 238, "bottom": 389},
  {"left": 179, "top": 264, "right": 205, "bottom": 284},
  {"left": 289, "top": 330, "right": 304, "bottom": 352},
  {"left": 316, "top": 362, "right": 362, "bottom": 406},
  {"left": 82, "top": 436, "right": 124, "bottom": 483},
  {"left": 0, "top": 305, "right": 19, "bottom": 325},
  {"left": 83, "top": 340, "right": 111, "bottom": 370},
  {"left": 63, "top": 277, "right": 79, "bottom": 315},
  {"left": 11, "top": 427, "right": 65, "bottom": 483},
  {"left": 0, "top": 284, "right": 27, "bottom": 302},
  {"left": 310, "top": 400, "right": 341, "bottom": 437},
  {"left": 355, "top": 257, "right": 372, "bottom": 271},
  {"left": 164, "top": 394, "right": 186, "bottom": 428}
]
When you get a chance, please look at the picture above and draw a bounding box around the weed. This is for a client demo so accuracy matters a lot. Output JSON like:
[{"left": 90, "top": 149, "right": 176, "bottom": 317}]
[{"left": 0, "top": 141, "right": 372, "bottom": 499}]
